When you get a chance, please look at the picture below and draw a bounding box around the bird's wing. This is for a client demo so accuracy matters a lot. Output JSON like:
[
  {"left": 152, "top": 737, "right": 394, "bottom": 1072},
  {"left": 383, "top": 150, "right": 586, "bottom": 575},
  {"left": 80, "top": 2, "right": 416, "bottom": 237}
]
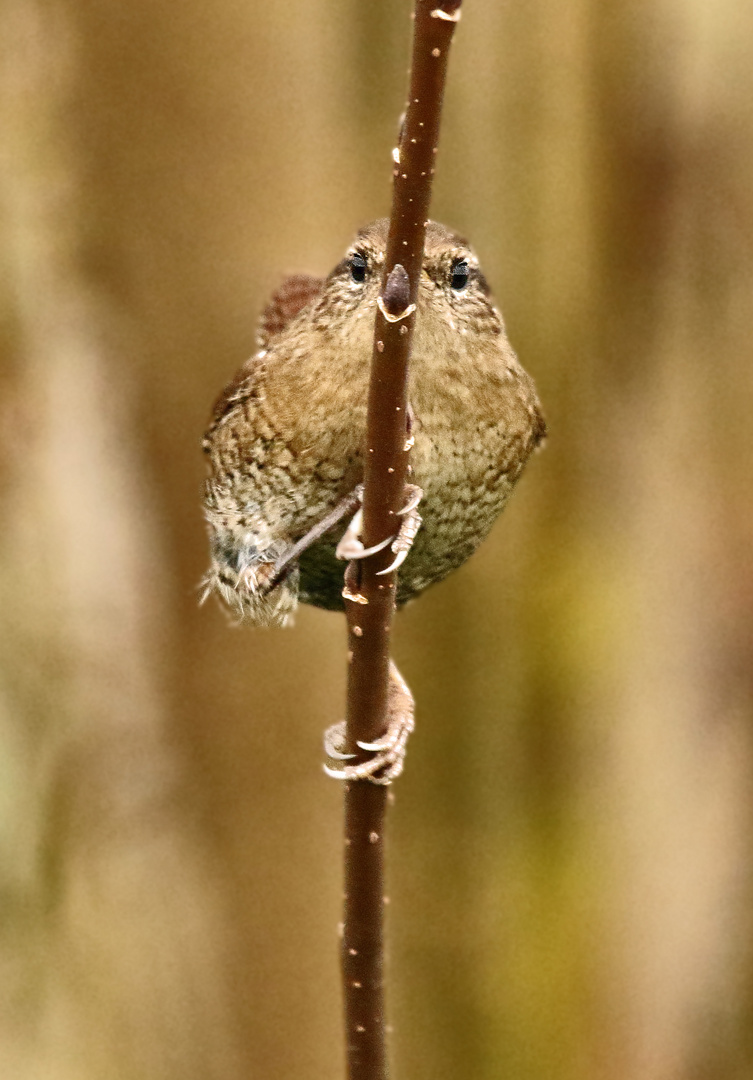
[
  {"left": 258, "top": 273, "right": 324, "bottom": 348},
  {"left": 206, "top": 273, "right": 324, "bottom": 433}
]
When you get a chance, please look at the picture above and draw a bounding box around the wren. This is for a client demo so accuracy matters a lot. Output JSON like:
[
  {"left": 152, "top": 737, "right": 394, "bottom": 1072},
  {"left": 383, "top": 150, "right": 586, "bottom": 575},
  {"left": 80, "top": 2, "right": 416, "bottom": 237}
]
[{"left": 201, "top": 219, "right": 545, "bottom": 780}]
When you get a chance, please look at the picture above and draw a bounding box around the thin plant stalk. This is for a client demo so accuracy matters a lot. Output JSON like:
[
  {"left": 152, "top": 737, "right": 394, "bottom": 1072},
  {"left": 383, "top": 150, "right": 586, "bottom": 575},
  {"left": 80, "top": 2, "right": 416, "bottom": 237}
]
[{"left": 340, "top": 3, "right": 463, "bottom": 1079}]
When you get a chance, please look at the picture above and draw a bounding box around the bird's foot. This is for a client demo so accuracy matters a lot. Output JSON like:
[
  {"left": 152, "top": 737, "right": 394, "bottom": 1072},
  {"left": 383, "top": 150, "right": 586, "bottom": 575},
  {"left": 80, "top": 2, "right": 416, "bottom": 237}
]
[
  {"left": 263, "top": 485, "right": 362, "bottom": 592},
  {"left": 323, "top": 662, "right": 415, "bottom": 785},
  {"left": 238, "top": 560, "right": 277, "bottom": 593},
  {"left": 201, "top": 544, "right": 299, "bottom": 626},
  {"left": 335, "top": 484, "right": 423, "bottom": 574}
]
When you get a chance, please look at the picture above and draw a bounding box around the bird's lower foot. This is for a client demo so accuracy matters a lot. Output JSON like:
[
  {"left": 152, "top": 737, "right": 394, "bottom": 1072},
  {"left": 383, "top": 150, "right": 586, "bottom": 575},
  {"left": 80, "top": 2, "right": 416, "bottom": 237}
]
[{"left": 323, "top": 662, "right": 414, "bottom": 785}]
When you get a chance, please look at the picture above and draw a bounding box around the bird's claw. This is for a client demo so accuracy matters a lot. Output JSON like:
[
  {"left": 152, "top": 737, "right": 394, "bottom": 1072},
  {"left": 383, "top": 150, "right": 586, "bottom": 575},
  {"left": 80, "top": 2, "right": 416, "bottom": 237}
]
[
  {"left": 376, "top": 488, "right": 422, "bottom": 575},
  {"left": 397, "top": 487, "right": 422, "bottom": 515},
  {"left": 322, "top": 721, "right": 412, "bottom": 784},
  {"left": 335, "top": 509, "right": 394, "bottom": 560},
  {"left": 336, "top": 485, "right": 423, "bottom": 572},
  {"left": 322, "top": 663, "right": 415, "bottom": 785},
  {"left": 356, "top": 735, "right": 394, "bottom": 752}
]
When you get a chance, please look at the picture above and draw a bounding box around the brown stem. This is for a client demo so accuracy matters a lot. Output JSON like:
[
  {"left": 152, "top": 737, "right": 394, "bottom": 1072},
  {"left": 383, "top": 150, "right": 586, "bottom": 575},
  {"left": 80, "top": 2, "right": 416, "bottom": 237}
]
[{"left": 340, "top": 3, "right": 463, "bottom": 1079}]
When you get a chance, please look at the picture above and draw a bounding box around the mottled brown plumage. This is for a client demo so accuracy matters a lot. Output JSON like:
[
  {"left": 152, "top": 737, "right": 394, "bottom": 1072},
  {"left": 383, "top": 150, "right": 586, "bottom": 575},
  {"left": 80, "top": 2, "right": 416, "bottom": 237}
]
[{"left": 202, "top": 219, "right": 545, "bottom": 625}]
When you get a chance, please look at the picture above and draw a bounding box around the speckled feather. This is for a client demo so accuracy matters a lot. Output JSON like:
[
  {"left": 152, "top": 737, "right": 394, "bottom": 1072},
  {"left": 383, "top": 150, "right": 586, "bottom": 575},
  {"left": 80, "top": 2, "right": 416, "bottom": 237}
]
[{"left": 202, "top": 220, "right": 545, "bottom": 624}]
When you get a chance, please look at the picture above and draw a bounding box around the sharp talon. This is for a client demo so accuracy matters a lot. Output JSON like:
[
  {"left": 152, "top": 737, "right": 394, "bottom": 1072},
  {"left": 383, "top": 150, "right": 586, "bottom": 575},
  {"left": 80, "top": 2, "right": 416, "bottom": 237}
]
[
  {"left": 323, "top": 720, "right": 355, "bottom": 759},
  {"left": 323, "top": 763, "right": 350, "bottom": 779},
  {"left": 327, "top": 748, "right": 357, "bottom": 761},
  {"left": 357, "top": 534, "right": 394, "bottom": 557},
  {"left": 336, "top": 485, "right": 421, "bottom": 565},
  {"left": 322, "top": 661, "right": 414, "bottom": 785},
  {"left": 397, "top": 490, "right": 422, "bottom": 515},
  {"left": 357, "top": 737, "right": 389, "bottom": 752},
  {"left": 336, "top": 506, "right": 398, "bottom": 561},
  {"left": 376, "top": 485, "right": 423, "bottom": 574},
  {"left": 336, "top": 533, "right": 393, "bottom": 561},
  {"left": 376, "top": 548, "right": 409, "bottom": 575}
]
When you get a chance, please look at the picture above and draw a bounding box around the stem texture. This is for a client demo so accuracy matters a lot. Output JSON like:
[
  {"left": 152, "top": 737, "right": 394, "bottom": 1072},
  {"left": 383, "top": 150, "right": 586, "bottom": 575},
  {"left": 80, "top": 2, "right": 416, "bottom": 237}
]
[{"left": 340, "top": 3, "right": 463, "bottom": 1079}]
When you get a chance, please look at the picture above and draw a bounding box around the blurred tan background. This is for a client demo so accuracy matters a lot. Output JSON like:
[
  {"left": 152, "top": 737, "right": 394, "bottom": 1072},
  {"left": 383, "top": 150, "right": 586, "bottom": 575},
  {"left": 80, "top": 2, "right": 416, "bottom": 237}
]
[{"left": 1, "top": 1, "right": 753, "bottom": 1078}]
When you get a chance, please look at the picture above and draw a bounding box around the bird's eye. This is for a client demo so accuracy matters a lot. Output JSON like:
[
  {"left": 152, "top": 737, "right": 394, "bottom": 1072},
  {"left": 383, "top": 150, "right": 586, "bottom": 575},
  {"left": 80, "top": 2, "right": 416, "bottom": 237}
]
[
  {"left": 350, "top": 252, "right": 367, "bottom": 283},
  {"left": 450, "top": 259, "right": 470, "bottom": 291}
]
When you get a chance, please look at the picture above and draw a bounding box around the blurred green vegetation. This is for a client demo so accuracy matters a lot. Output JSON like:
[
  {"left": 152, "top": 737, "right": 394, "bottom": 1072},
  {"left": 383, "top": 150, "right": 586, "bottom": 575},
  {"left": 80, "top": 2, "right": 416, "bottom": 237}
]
[{"left": 1, "top": 1, "right": 752, "bottom": 1078}]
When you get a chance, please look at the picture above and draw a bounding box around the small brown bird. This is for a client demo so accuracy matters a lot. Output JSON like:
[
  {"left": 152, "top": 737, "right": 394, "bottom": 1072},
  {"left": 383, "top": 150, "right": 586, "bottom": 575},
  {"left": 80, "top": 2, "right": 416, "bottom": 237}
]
[{"left": 202, "top": 219, "right": 545, "bottom": 780}]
